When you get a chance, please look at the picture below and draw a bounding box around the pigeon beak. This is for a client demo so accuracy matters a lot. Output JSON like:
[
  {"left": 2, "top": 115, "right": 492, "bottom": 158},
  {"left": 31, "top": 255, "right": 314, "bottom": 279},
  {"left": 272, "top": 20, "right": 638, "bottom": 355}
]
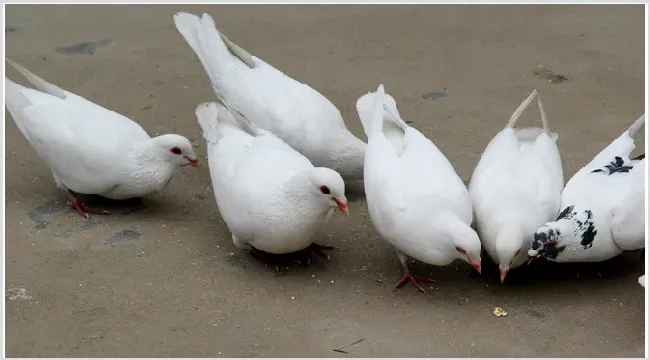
[
  {"left": 471, "top": 262, "right": 482, "bottom": 274},
  {"left": 333, "top": 198, "right": 349, "bottom": 216},
  {"left": 499, "top": 266, "right": 509, "bottom": 283},
  {"left": 184, "top": 156, "right": 199, "bottom": 167}
]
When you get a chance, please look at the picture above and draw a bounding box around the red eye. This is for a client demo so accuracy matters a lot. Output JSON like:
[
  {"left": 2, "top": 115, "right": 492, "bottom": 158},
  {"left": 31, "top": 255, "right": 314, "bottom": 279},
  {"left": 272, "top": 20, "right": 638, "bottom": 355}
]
[
  {"left": 170, "top": 147, "right": 182, "bottom": 155},
  {"left": 455, "top": 246, "right": 466, "bottom": 254},
  {"left": 319, "top": 185, "right": 331, "bottom": 195}
]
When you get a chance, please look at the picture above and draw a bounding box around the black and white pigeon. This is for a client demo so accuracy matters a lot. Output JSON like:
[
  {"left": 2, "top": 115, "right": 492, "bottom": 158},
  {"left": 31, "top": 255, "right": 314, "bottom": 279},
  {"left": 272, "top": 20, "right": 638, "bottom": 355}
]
[
  {"left": 529, "top": 114, "right": 645, "bottom": 263},
  {"left": 5, "top": 59, "right": 198, "bottom": 218}
]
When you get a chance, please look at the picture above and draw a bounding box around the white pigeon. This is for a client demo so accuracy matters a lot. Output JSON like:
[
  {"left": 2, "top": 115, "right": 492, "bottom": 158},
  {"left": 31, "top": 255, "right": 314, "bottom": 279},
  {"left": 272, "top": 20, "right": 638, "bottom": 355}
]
[
  {"left": 529, "top": 114, "right": 646, "bottom": 263},
  {"left": 173, "top": 12, "right": 367, "bottom": 183},
  {"left": 469, "top": 89, "right": 564, "bottom": 282},
  {"left": 357, "top": 84, "right": 482, "bottom": 292},
  {"left": 4, "top": 59, "right": 199, "bottom": 218},
  {"left": 194, "top": 101, "right": 349, "bottom": 261}
]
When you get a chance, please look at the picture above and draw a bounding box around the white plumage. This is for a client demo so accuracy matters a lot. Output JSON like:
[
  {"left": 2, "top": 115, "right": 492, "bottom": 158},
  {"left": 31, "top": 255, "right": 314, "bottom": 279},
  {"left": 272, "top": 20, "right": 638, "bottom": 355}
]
[
  {"left": 4, "top": 59, "right": 198, "bottom": 218},
  {"left": 469, "top": 90, "right": 564, "bottom": 282},
  {"left": 530, "top": 114, "right": 646, "bottom": 263},
  {"left": 195, "top": 101, "right": 349, "bottom": 257},
  {"left": 174, "top": 12, "right": 367, "bottom": 182},
  {"left": 357, "top": 84, "right": 482, "bottom": 292}
]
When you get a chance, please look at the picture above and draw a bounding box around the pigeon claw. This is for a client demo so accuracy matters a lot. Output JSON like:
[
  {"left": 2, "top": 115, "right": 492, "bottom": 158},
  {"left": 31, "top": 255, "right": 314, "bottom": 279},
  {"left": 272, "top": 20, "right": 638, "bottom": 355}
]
[
  {"left": 306, "top": 243, "right": 335, "bottom": 260},
  {"left": 395, "top": 267, "right": 435, "bottom": 293},
  {"left": 66, "top": 190, "right": 111, "bottom": 218}
]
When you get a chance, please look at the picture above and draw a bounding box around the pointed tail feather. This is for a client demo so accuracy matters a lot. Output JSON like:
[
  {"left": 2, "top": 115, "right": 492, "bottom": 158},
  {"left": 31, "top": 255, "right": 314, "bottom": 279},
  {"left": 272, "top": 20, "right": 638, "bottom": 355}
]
[
  {"left": 536, "top": 93, "right": 551, "bottom": 135},
  {"left": 368, "top": 84, "right": 386, "bottom": 137},
  {"left": 220, "top": 33, "right": 255, "bottom": 69},
  {"left": 174, "top": 12, "right": 254, "bottom": 95},
  {"left": 217, "top": 99, "right": 259, "bottom": 137},
  {"left": 356, "top": 85, "right": 406, "bottom": 139},
  {"left": 382, "top": 103, "right": 409, "bottom": 131},
  {"left": 194, "top": 101, "right": 259, "bottom": 146},
  {"left": 5, "top": 58, "right": 66, "bottom": 99},
  {"left": 506, "top": 89, "right": 538, "bottom": 129},
  {"left": 626, "top": 114, "right": 645, "bottom": 139}
]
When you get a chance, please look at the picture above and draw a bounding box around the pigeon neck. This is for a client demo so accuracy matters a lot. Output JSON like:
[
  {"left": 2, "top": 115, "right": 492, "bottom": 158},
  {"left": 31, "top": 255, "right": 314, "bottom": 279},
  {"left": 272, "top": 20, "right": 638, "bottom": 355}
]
[
  {"left": 328, "top": 131, "right": 367, "bottom": 181},
  {"left": 495, "top": 224, "right": 526, "bottom": 265},
  {"left": 284, "top": 171, "right": 334, "bottom": 216},
  {"left": 126, "top": 140, "right": 179, "bottom": 189}
]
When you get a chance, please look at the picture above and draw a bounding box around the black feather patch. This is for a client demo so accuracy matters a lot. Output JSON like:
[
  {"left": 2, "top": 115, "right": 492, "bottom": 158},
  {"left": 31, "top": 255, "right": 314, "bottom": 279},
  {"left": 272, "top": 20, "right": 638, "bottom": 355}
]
[
  {"left": 576, "top": 210, "right": 597, "bottom": 249},
  {"left": 556, "top": 205, "right": 575, "bottom": 221},
  {"left": 590, "top": 156, "right": 634, "bottom": 175},
  {"left": 544, "top": 244, "right": 567, "bottom": 260},
  {"left": 535, "top": 206, "right": 598, "bottom": 258}
]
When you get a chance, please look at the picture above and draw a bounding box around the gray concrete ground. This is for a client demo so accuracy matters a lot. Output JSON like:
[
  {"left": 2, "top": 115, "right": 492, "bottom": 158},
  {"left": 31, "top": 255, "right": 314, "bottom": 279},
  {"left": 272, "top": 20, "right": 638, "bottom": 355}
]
[{"left": 4, "top": 4, "right": 646, "bottom": 358}]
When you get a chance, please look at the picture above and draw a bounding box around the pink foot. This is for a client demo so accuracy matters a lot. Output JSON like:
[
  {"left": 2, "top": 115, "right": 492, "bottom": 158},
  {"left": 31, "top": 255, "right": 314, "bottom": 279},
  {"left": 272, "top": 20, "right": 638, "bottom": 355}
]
[
  {"left": 395, "top": 266, "right": 435, "bottom": 293},
  {"left": 66, "top": 190, "right": 111, "bottom": 218}
]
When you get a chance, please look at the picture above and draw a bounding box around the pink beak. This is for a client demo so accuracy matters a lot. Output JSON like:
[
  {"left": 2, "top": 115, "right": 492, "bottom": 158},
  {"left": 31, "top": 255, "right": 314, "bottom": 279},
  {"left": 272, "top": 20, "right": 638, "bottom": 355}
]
[{"left": 184, "top": 156, "right": 199, "bottom": 167}]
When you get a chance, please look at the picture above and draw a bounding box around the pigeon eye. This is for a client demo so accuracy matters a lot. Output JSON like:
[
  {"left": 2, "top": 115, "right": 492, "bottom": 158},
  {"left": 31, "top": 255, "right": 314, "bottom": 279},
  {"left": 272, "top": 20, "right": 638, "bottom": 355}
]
[
  {"left": 170, "top": 147, "right": 182, "bottom": 155},
  {"left": 319, "top": 185, "right": 331, "bottom": 195},
  {"left": 455, "top": 246, "right": 466, "bottom": 254}
]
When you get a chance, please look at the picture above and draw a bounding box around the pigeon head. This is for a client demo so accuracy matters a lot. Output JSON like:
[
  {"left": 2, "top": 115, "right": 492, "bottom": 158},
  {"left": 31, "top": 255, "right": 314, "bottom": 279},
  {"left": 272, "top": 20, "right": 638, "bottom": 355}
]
[
  {"left": 527, "top": 222, "right": 566, "bottom": 263},
  {"left": 449, "top": 223, "right": 482, "bottom": 274},
  {"left": 152, "top": 134, "right": 199, "bottom": 168},
  {"left": 528, "top": 205, "right": 595, "bottom": 263},
  {"left": 307, "top": 167, "right": 348, "bottom": 216},
  {"left": 494, "top": 226, "right": 526, "bottom": 283}
]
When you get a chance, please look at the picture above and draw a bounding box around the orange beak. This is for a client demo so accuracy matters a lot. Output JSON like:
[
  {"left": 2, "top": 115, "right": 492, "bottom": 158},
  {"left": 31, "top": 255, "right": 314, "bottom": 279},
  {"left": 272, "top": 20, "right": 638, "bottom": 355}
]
[
  {"left": 472, "top": 262, "right": 482, "bottom": 274},
  {"left": 185, "top": 156, "right": 199, "bottom": 167},
  {"left": 333, "top": 198, "right": 349, "bottom": 216}
]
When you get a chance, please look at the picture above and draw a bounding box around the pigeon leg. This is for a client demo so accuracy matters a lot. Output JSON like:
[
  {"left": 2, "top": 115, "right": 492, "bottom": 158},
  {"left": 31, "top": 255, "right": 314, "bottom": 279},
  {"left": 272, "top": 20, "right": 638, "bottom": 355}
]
[
  {"left": 247, "top": 247, "right": 294, "bottom": 274},
  {"left": 394, "top": 250, "right": 435, "bottom": 293},
  {"left": 306, "top": 243, "right": 335, "bottom": 260},
  {"left": 66, "top": 190, "right": 111, "bottom": 218}
]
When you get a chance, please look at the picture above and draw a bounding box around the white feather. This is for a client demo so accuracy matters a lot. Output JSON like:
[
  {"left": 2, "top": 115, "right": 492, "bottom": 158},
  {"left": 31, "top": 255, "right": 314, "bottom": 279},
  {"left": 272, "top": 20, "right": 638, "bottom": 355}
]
[
  {"left": 469, "top": 89, "right": 564, "bottom": 274},
  {"left": 195, "top": 102, "right": 348, "bottom": 254},
  {"left": 4, "top": 59, "right": 197, "bottom": 200},
  {"left": 360, "top": 84, "right": 482, "bottom": 273},
  {"left": 174, "top": 12, "right": 367, "bottom": 181}
]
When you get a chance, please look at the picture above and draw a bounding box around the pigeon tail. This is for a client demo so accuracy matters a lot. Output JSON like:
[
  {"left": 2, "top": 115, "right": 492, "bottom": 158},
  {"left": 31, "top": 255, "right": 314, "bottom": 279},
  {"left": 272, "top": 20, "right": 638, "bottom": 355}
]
[
  {"left": 626, "top": 114, "right": 645, "bottom": 139},
  {"left": 6, "top": 58, "right": 66, "bottom": 99},
  {"left": 174, "top": 12, "right": 254, "bottom": 99},
  {"left": 368, "top": 84, "right": 387, "bottom": 138}
]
